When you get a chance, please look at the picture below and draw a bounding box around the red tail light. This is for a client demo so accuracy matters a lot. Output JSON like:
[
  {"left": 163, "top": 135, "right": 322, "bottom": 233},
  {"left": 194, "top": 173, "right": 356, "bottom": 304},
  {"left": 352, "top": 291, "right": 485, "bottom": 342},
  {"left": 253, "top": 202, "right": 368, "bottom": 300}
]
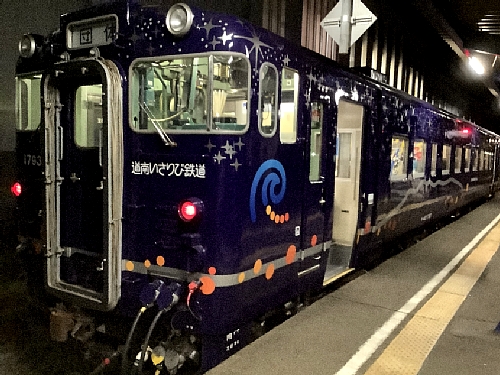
[
  {"left": 179, "top": 201, "right": 197, "bottom": 221},
  {"left": 178, "top": 198, "right": 204, "bottom": 222},
  {"left": 11, "top": 182, "right": 22, "bottom": 197}
]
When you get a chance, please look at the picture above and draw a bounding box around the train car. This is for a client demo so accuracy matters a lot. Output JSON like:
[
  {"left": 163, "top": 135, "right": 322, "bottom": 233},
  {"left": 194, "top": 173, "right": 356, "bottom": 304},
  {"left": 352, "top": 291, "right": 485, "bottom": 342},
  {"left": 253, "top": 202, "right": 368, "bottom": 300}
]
[{"left": 11, "top": 1, "right": 500, "bottom": 373}]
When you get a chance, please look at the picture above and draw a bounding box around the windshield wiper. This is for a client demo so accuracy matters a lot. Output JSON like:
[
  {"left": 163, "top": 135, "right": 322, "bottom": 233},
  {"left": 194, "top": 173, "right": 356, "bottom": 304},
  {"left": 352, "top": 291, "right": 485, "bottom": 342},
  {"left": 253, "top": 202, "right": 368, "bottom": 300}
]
[{"left": 139, "top": 102, "right": 177, "bottom": 147}]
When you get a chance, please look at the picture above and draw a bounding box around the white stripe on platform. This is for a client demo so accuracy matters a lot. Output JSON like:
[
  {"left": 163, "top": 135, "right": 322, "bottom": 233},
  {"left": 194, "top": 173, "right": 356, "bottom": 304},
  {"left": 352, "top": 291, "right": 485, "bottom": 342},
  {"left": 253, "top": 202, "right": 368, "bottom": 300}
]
[{"left": 335, "top": 212, "right": 500, "bottom": 375}]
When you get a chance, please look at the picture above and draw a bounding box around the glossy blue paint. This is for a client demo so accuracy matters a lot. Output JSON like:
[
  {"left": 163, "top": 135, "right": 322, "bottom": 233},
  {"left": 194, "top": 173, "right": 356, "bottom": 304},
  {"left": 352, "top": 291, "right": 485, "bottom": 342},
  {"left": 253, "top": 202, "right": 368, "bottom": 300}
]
[{"left": 13, "top": 1, "right": 500, "bottom": 373}]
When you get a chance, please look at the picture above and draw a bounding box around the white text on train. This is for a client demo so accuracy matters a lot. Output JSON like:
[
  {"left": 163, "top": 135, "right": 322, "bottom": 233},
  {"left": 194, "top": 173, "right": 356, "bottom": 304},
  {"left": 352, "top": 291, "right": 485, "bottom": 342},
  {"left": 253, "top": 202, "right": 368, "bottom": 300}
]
[{"left": 131, "top": 162, "right": 206, "bottom": 178}]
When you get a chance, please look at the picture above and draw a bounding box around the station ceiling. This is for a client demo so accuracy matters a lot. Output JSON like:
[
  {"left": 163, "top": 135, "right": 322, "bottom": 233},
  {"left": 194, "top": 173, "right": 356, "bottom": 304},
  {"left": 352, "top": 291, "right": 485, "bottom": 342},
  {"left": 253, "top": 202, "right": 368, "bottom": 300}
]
[
  {"left": 411, "top": 0, "right": 500, "bottom": 129},
  {"left": 434, "top": 0, "right": 500, "bottom": 54}
]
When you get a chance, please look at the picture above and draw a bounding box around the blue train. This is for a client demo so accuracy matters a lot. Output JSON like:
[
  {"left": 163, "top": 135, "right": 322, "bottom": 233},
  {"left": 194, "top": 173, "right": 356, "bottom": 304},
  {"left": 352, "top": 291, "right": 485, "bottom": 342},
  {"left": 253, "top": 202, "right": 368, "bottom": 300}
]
[{"left": 12, "top": 1, "right": 500, "bottom": 373}]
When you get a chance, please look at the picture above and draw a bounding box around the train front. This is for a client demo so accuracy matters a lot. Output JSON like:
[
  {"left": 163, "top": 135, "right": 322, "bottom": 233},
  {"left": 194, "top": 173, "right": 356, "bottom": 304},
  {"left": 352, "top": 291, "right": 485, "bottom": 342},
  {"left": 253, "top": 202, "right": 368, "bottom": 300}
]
[{"left": 14, "top": 2, "right": 258, "bottom": 374}]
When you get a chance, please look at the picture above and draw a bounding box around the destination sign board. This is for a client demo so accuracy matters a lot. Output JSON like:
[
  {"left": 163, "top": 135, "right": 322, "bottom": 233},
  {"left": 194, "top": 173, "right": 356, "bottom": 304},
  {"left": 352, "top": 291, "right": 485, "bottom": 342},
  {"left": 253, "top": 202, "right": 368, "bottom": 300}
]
[{"left": 66, "top": 15, "right": 118, "bottom": 50}]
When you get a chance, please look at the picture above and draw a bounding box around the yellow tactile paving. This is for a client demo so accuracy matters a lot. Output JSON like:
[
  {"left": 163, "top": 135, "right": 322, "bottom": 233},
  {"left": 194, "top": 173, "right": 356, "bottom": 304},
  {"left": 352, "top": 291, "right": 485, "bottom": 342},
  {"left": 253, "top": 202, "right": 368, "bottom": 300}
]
[{"left": 364, "top": 223, "right": 500, "bottom": 375}]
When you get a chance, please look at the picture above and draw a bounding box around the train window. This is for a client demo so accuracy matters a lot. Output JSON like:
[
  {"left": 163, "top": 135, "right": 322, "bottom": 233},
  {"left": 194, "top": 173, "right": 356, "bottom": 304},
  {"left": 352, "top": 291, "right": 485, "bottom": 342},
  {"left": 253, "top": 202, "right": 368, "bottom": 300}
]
[
  {"left": 280, "top": 67, "right": 298, "bottom": 144},
  {"left": 15, "top": 74, "right": 42, "bottom": 131},
  {"left": 473, "top": 149, "right": 479, "bottom": 171},
  {"left": 480, "top": 150, "right": 485, "bottom": 171},
  {"left": 464, "top": 147, "right": 471, "bottom": 172},
  {"left": 442, "top": 144, "right": 451, "bottom": 174},
  {"left": 390, "top": 136, "right": 408, "bottom": 181},
  {"left": 412, "top": 139, "right": 426, "bottom": 177},
  {"left": 431, "top": 143, "right": 438, "bottom": 176},
  {"left": 309, "top": 102, "right": 323, "bottom": 181},
  {"left": 129, "top": 53, "right": 249, "bottom": 133},
  {"left": 258, "top": 63, "right": 278, "bottom": 137},
  {"left": 74, "top": 84, "right": 103, "bottom": 148},
  {"left": 454, "top": 146, "right": 462, "bottom": 174},
  {"left": 336, "top": 132, "right": 351, "bottom": 178},
  {"left": 212, "top": 55, "right": 249, "bottom": 131}
]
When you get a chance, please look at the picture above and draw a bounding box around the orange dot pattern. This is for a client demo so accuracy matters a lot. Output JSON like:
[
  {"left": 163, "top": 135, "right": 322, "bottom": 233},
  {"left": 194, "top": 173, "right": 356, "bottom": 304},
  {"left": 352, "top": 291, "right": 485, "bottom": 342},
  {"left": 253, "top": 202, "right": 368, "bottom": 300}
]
[
  {"left": 238, "top": 272, "right": 246, "bottom": 283},
  {"left": 311, "top": 234, "right": 318, "bottom": 247},
  {"left": 265, "top": 205, "right": 289, "bottom": 225},
  {"left": 286, "top": 245, "right": 297, "bottom": 264},
  {"left": 157, "top": 256, "right": 165, "bottom": 267},
  {"left": 130, "top": 242, "right": 301, "bottom": 293},
  {"left": 265, "top": 264, "right": 275, "bottom": 280},
  {"left": 253, "top": 259, "right": 262, "bottom": 274},
  {"left": 199, "top": 276, "right": 216, "bottom": 295}
]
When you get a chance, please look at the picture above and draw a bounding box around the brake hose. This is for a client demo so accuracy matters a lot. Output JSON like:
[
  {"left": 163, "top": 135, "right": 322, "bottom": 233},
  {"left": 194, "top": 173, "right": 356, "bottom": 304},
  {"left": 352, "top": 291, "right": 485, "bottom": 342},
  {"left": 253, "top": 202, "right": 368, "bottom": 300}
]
[
  {"left": 120, "top": 306, "right": 147, "bottom": 375},
  {"left": 137, "top": 306, "right": 172, "bottom": 375}
]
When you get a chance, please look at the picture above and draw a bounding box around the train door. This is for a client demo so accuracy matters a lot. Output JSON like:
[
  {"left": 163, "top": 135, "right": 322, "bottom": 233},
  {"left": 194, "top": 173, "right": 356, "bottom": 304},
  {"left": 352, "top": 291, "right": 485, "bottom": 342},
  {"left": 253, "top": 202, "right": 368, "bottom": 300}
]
[
  {"left": 44, "top": 59, "right": 123, "bottom": 310},
  {"left": 298, "top": 98, "right": 334, "bottom": 287},
  {"left": 325, "top": 99, "right": 364, "bottom": 281}
]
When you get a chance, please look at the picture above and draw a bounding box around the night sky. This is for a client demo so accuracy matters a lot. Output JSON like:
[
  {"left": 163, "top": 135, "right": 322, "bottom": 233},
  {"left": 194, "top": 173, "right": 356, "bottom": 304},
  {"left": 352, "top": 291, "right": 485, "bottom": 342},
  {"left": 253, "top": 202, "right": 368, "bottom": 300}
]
[{"left": 0, "top": 0, "right": 87, "bottom": 151}]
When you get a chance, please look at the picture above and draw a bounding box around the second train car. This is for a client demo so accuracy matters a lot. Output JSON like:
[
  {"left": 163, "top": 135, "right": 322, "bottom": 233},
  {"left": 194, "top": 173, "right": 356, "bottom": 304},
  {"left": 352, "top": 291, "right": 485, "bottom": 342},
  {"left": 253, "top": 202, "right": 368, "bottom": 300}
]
[{"left": 12, "top": 1, "right": 500, "bottom": 373}]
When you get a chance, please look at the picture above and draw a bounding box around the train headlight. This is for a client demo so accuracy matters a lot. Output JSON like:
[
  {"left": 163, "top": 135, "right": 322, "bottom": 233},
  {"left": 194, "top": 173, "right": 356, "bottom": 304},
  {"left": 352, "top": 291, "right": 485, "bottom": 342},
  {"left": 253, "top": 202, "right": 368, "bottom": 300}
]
[
  {"left": 18, "top": 34, "right": 44, "bottom": 58},
  {"left": 166, "top": 3, "right": 194, "bottom": 36},
  {"left": 19, "top": 34, "right": 36, "bottom": 58}
]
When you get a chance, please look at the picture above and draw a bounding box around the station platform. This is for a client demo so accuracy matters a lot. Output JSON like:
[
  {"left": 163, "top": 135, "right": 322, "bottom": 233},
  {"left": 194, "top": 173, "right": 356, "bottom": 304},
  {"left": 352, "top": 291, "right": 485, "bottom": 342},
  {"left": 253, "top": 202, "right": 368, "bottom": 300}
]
[{"left": 207, "top": 196, "right": 500, "bottom": 375}]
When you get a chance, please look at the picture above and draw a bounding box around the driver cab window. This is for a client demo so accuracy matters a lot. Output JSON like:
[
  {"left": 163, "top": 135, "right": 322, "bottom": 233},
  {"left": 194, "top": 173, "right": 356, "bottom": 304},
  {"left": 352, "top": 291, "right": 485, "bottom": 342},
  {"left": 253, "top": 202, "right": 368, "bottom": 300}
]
[
  {"left": 15, "top": 74, "right": 42, "bottom": 131},
  {"left": 75, "top": 84, "right": 103, "bottom": 148},
  {"left": 130, "top": 54, "right": 249, "bottom": 133}
]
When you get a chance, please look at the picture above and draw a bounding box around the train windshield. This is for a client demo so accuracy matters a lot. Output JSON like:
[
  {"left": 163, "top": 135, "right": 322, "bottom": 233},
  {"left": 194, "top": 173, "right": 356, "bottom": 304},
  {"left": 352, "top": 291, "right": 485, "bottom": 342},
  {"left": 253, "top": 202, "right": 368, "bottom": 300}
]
[
  {"left": 15, "top": 74, "right": 42, "bottom": 131},
  {"left": 130, "top": 53, "right": 250, "bottom": 134}
]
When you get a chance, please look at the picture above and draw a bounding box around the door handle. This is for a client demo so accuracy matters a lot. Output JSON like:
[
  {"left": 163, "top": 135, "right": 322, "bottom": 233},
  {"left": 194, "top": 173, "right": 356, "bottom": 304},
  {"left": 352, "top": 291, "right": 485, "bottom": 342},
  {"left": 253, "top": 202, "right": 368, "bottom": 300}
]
[{"left": 96, "top": 181, "right": 104, "bottom": 191}]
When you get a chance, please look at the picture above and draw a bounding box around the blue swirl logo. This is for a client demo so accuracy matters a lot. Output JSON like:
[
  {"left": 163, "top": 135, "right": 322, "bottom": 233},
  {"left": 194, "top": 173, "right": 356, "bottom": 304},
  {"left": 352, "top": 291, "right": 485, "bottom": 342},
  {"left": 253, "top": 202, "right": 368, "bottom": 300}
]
[{"left": 250, "top": 160, "right": 287, "bottom": 223}]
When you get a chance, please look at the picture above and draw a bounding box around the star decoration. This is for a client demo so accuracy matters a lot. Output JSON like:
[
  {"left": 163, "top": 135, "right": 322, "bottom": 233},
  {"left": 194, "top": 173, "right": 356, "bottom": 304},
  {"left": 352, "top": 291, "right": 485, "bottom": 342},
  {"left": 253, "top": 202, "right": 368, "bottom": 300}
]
[
  {"left": 283, "top": 55, "right": 290, "bottom": 66},
  {"left": 307, "top": 70, "right": 317, "bottom": 85},
  {"left": 130, "top": 32, "right": 141, "bottom": 44},
  {"left": 214, "top": 151, "right": 226, "bottom": 164},
  {"left": 231, "top": 158, "right": 242, "bottom": 171},
  {"left": 234, "top": 31, "right": 272, "bottom": 66},
  {"left": 200, "top": 18, "right": 222, "bottom": 38},
  {"left": 219, "top": 31, "right": 233, "bottom": 45},
  {"left": 205, "top": 139, "right": 216, "bottom": 152},
  {"left": 234, "top": 137, "right": 245, "bottom": 151},
  {"left": 153, "top": 27, "right": 161, "bottom": 38},
  {"left": 209, "top": 35, "right": 221, "bottom": 50},
  {"left": 222, "top": 140, "right": 236, "bottom": 159}
]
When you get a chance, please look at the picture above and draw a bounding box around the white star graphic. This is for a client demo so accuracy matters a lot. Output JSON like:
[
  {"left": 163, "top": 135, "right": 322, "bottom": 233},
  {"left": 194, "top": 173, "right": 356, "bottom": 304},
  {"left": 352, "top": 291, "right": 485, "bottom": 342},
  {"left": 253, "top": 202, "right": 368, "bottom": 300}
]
[
  {"left": 214, "top": 151, "right": 226, "bottom": 164},
  {"left": 205, "top": 139, "right": 216, "bottom": 152},
  {"left": 234, "top": 31, "right": 272, "bottom": 66},
  {"left": 283, "top": 55, "right": 290, "bottom": 66},
  {"left": 209, "top": 35, "right": 221, "bottom": 50},
  {"left": 307, "top": 70, "right": 317, "bottom": 85},
  {"left": 234, "top": 137, "right": 245, "bottom": 151},
  {"left": 200, "top": 18, "right": 222, "bottom": 38},
  {"left": 222, "top": 140, "right": 236, "bottom": 159},
  {"left": 231, "top": 158, "right": 242, "bottom": 171},
  {"left": 219, "top": 31, "right": 233, "bottom": 46}
]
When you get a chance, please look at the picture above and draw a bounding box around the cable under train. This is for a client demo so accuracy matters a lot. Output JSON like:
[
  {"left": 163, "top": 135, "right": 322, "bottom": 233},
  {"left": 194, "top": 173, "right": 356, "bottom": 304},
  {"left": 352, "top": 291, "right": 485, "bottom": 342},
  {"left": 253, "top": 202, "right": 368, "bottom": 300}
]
[{"left": 11, "top": 1, "right": 500, "bottom": 373}]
